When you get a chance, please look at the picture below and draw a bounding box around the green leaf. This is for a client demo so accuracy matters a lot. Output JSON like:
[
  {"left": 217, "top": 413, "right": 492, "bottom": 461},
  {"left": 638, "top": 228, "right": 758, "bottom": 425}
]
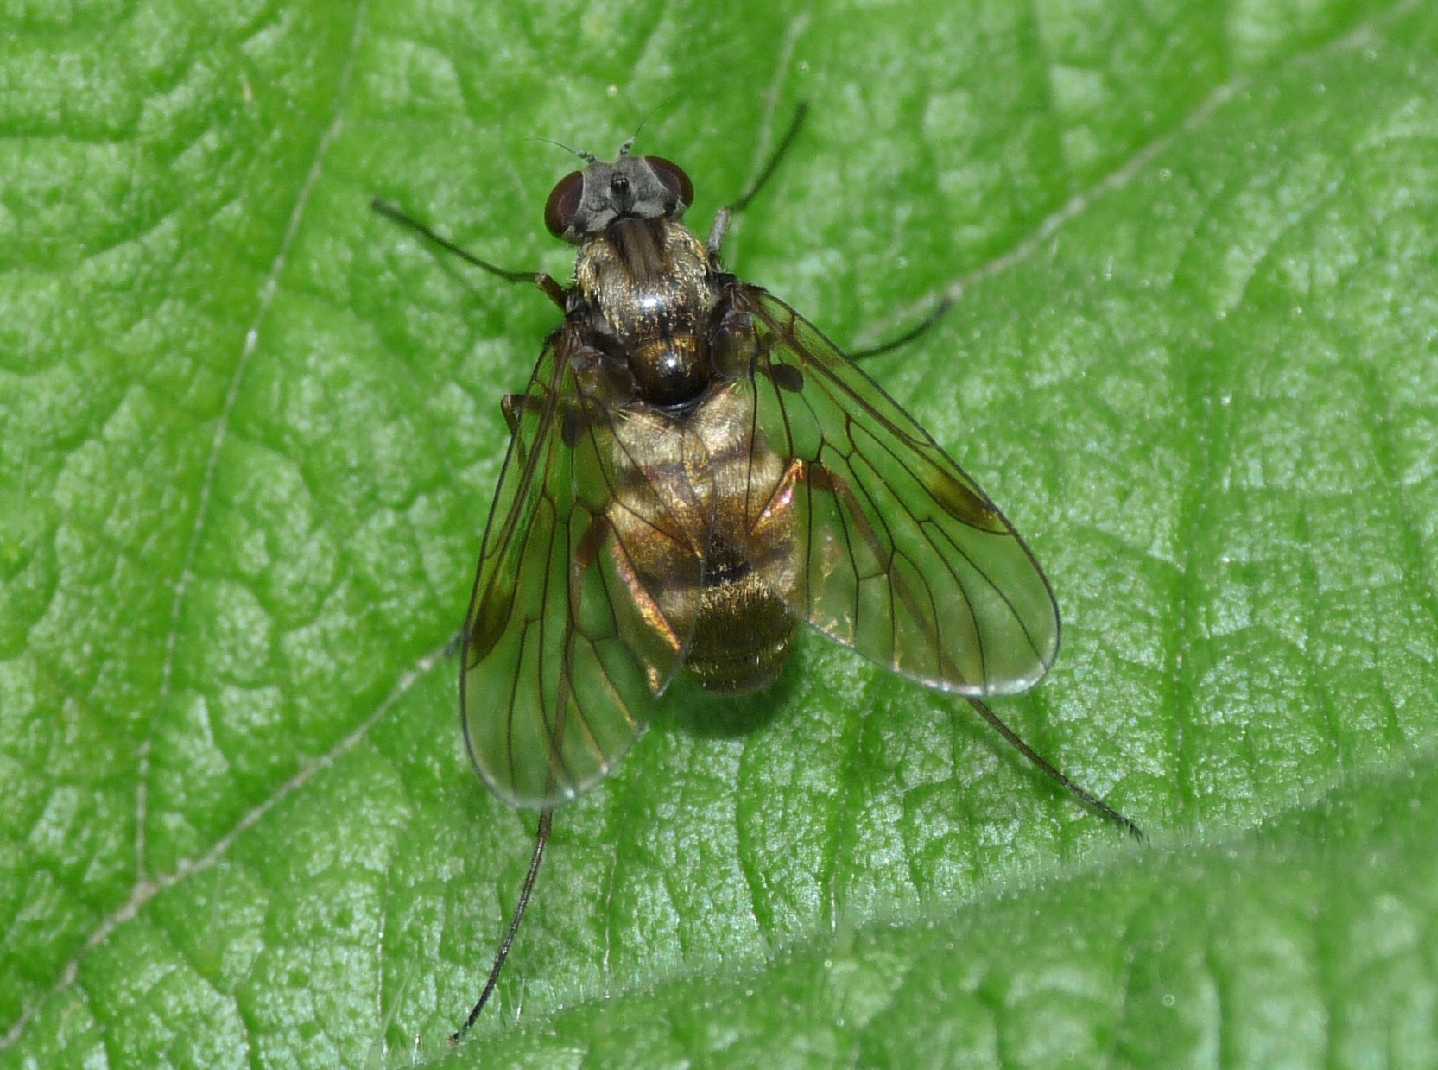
[{"left": 2, "top": 1, "right": 1434, "bottom": 1067}]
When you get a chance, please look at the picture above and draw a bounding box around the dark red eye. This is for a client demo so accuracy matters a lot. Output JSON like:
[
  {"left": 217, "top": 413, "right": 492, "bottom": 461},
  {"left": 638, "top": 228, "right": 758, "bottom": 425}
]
[
  {"left": 644, "top": 156, "right": 693, "bottom": 210},
  {"left": 544, "top": 171, "right": 583, "bottom": 237}
]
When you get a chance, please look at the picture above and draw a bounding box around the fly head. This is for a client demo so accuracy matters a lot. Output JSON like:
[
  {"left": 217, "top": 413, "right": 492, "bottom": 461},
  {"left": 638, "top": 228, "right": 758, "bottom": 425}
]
[{"left": 545, "top": 152, "right": 694, "bottom": 243}]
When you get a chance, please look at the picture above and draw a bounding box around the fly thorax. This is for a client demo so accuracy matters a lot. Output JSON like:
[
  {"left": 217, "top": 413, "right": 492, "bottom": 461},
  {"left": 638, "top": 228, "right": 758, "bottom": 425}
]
[{"left": 576, "top": 220, "right": 719, "bottom": 408}]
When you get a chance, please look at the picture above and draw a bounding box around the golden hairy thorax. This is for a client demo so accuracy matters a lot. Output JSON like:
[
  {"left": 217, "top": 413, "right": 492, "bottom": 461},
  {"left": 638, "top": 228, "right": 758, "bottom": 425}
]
[
  {"left": 574, "top": 217, "right": 712, "bottom": 322},
  {"left": 575, "top": 219, "right": 717, "bottom": 407}
]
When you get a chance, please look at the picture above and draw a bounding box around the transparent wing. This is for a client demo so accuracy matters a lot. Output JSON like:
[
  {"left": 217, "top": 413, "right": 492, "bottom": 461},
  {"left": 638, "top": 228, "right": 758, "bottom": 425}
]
[
  {"left": 461, "top": 331, "right": 701, "bottom": 808},
  {"left": 738, "top": 286, "right": 1059, "bottom": 695}
]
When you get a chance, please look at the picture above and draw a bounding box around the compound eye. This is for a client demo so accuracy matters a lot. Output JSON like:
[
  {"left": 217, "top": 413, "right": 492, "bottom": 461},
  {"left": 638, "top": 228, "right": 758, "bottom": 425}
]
[
  {"left": 544, "top": 170, "right": 584, "bottom": 237},
  {"left": 644, "top": 156, "right": 694, "bottom": 211}
]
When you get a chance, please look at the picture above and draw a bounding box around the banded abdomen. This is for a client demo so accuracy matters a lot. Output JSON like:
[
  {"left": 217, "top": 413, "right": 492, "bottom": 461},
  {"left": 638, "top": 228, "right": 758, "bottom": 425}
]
[{"left": 607, "top": 384, "right": 798, "bottom": 695}]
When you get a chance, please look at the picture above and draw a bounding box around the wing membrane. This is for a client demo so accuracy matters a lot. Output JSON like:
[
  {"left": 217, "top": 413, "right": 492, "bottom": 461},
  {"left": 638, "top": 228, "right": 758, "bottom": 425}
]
[
  {"left": 461, "top": 331, "right": 700, "bottom": 808},
  {"left": 740, "top": 287, "right": 1059, "bottom": 695}
]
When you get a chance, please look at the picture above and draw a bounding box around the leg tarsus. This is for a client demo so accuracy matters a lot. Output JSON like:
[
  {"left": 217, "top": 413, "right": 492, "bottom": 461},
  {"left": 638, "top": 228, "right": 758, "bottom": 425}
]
[
  {"left": 801, "top": 462, "right": 1143, "bottom": 842},
  {"left": 966, "top": 697, "right": 1145, "bottom": 842},
  {"left": 849, "top": 296, "right": 956, "bottom": 361},
  {"left": 451, "top": 808, "right": 555, "bottom": 1042}
]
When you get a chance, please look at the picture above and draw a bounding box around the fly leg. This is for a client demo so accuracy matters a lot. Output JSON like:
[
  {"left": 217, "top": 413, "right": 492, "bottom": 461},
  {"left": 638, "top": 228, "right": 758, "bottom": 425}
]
[
  {"left": 848, "top": 296, "right": 956, "bottom": 360},
  {"left": 708, "top": 103, "right": 809, "bottom": 266},
  {"left": 501, "top": 393, "right": 535, "bottom": 433},
  {"left": 372, "top": 199, "right": 568, "bottom": 309},
  {"left": 451, "top": 808, "right": 554, "bottom": 1042},
  {"left": 499, "top": 393, "right": 546, "bottom": 472},
  {"left": 498, "top": 390, "right": 599, "bottom": 479},
  {"left": 797, "top": 458, "right": 1144, "bottom": 841},
  {"left": 451, "top": 512, "right": 621, "bottom": 1042}
]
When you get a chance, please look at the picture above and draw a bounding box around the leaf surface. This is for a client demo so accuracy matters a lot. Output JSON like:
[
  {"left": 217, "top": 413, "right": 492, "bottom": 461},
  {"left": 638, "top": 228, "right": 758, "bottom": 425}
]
[{"left": 2, "top": 1, "right": 1434, "bottom": 1066}]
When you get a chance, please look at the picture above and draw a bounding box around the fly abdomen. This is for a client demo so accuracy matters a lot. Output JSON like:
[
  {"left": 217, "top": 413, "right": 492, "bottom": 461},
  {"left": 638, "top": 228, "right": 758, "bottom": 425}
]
[
  {"left": 703, "top": 555, "right": 751, "bottom": 587},
  {"left": 677, "top": 386, "right": 801, "bottom": 693},
  {"left": 686, "top": 570, "right": 794, "bottom": 694}
]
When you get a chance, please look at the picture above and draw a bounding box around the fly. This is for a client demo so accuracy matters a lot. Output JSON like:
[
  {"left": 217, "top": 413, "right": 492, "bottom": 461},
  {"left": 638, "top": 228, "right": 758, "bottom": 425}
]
[{"left": 372, "top": 104, "right": 1142, "bottom": 1042}]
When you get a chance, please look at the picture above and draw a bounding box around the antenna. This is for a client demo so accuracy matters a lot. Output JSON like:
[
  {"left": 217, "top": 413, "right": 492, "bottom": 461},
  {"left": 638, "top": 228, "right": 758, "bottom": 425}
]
[
  {"left": 527, "top": 136, "right": 595, "bottom": 164},
  {"left": 618, "top": 92, "right": 681, "bottom": 156}
]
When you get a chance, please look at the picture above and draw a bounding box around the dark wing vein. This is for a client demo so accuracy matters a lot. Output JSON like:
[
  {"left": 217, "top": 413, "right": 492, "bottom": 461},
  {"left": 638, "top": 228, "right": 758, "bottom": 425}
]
[
  {"left": 740, "top": 286, "right": 1060, "bottom": 695},
  {"left": 460, "top": 332, "right": 696, "bottom": 809}
]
